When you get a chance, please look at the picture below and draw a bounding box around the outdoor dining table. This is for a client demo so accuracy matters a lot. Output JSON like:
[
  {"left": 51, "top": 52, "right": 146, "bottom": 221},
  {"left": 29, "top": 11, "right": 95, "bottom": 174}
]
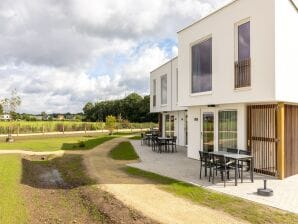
[{"left": 209, "top": 151, "right": 254, "bottom": 186}]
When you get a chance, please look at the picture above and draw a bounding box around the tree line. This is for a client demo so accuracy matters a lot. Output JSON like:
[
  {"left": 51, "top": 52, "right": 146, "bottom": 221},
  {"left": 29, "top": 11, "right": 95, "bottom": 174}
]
[{"left": 83, "top": 93, "right": 158, "bottom": 123}]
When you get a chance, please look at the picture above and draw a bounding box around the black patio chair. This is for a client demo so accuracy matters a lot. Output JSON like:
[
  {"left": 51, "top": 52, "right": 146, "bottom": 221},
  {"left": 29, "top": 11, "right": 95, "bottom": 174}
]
[
  {"left": 170, "top": 136, "right": 177, "bottom": 152},
  {"left": 212, "top": 154, "right": 235, "bottom": 187},
  {"left": 141, "top": 133, "right": 147, "bottom": 145},
  {"left": 239, "top": 149, "right": 251, "bottom": 171},
  {"left": 227, "top": 147, "right": 242, "bottom": 178},
  {"left": 227, "top": 148, "right": 238, "bottom": 154},
  {"left": 199, "top": 151, "right": 214, "bottom": 181},
  {"left": 155, "top": 138, "right": 166, "bottom": 153},
  {"left": 151, "top": 136, "right": 158, "bottom": 152}
]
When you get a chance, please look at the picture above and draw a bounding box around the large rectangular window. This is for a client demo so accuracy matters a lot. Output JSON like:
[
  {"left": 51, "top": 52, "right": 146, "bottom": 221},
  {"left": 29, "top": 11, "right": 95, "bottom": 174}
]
[
  {"left": 161, "top": 74, "right": 167, "bottom": 105},
  {"left": 153, "top": 79, "right": 156, "bottom": 107},
  {"left": 191, "top": 38, "right": 212, "bottom": 93},
  {"left": 238, "top": 21, "right": 250, "bottom": 61},
  {"left": 218, "top": 111, "right": 237, "bottom": 150}
]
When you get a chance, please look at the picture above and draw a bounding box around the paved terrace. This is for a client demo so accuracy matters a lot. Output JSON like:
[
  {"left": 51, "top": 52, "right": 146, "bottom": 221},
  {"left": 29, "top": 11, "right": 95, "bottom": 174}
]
[{"left": 129, "top": 140, "right": 298, "bottom": 214}]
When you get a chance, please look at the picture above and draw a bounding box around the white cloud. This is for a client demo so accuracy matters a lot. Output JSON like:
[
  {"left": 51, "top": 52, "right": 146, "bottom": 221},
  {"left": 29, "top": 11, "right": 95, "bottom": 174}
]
[{"left": 0, "top": 0, "right": 231, "bottom": 113}]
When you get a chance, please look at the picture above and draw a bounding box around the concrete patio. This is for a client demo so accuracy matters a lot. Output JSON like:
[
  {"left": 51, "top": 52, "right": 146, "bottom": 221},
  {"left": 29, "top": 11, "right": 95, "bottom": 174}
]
[{"left": 129, "top": 140, "right": 298, "bottom": 214}]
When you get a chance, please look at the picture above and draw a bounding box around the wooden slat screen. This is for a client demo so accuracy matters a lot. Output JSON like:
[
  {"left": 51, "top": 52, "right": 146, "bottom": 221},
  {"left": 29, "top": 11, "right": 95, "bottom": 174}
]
[
  {"left": 247, "top": 104, "right": 278, "bottom": 176},
  {"left": 235, "top": 58, "right": 251, "bottom": 88},
  {"left": 285, "top": 105, "right": 298, "bottom": 177}
]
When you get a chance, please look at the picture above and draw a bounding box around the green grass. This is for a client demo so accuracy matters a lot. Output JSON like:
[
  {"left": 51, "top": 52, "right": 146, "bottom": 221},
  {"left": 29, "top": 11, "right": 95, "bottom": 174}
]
[
  {"left": 129, "top": 135, "right": 142, "bottom": 140},
  {"left": 124, "top": 167, "right": 298, "bottom": 224},
  {"left": 0, "top": 135, "right": 115, "bottom": 152},
  {"left": 113, "top": 132, "right": 141, "bottom": 136},
  {"left": 0, "top": 155, "right": 28, "bottom": 223},
  {"left": 109, "top": 141, "right": 139, "bottom": 160}
]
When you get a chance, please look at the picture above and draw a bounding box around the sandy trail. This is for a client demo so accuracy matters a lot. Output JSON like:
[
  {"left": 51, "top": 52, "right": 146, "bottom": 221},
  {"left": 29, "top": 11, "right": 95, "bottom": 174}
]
[{"left": 82, "top": 138, "right": 247, "bottom": 224}]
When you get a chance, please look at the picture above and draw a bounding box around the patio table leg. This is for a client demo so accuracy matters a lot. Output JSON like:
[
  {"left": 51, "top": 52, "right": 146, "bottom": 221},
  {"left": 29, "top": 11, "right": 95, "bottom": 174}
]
[
  {"left": 250, "top": 158, "right": 254, "bottom": 183},
  {"left": 241, "top": 160, "right": 243, "bottom": 183}
]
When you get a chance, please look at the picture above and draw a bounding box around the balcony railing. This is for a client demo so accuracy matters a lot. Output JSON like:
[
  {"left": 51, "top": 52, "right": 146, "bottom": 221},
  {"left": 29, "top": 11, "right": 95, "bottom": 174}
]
[{"left": 234, "top": 58, "right": 251, "bottom": 89}]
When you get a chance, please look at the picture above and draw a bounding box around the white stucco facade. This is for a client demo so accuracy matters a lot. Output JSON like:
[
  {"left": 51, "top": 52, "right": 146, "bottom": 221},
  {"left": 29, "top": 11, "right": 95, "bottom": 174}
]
[
  {"left": 150, "top": 0, "right": 298, "bottom": 160},
  {"left": 150, "top": 57, "right": 188, "bottom": 146}
]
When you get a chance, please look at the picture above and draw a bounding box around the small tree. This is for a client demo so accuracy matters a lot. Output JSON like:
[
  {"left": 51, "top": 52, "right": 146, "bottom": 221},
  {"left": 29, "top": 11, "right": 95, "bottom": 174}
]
[
  {"left": 0, "top": 90, "right": 21, "bottom": 116},
  {"left": 0, "top": 90, "right": 22, "bottom": 142},
  {"left": 105, "top": 115, "right": 116, "bottom": 135}
]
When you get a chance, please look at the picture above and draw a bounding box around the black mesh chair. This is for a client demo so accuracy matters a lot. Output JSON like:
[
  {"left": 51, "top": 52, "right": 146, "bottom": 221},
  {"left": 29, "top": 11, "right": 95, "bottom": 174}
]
[
  {"left": 227, "top": 147, "right": 241, "bottom": 178},
  {"left": 211, "top": 154, "right": 235, "bottom": 187},
  {"left": 151, "top": 136, "right": 157, "bottom": 151},
  {"left": 199, "top": 151, "right": 214, "bottom": 181},
  {"left": 141, "top": 133, "right": 147, "bottom": 145},
  {"left": 239, "top": 150, "right": 251, "bottom": 171},
  {"left": 170, "top": 136, "right": 177, "bottom": 152},
  {"left": 155, "top": 138, "right": 166, "bottom": 153},
  {"left": 227, "top": 148, "right": 238, "bottom": 154}
]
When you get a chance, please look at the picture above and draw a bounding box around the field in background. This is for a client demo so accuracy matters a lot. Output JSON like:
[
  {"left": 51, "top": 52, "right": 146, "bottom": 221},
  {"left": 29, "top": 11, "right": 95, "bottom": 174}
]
[
  {"left": 0, "top": 121, "right": 157, "bottom": 135},
  {"left": 0, "top": 134, "right": 116, "bottom": 151}
]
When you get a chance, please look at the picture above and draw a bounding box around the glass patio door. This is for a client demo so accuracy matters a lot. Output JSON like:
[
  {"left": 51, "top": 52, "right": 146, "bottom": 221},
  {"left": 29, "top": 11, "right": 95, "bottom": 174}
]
[{"left": 202, "top": 112, "right": 214, "bottom": 152}]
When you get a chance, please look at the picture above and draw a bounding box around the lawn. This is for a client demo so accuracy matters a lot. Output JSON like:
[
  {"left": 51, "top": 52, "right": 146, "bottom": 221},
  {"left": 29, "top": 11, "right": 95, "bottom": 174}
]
[
  {"left": 124, "top": 167, "right": 298, "bottom": 224},
  {"left": 0, "top": 135, "right": 115, "bottom": 152},
  {"left": 129, "top": 135, "right": 142, "bottom": 140},
  {"left": 109, "top": 141, "right": 139, "bottom": 160},
  {"left": 0, "top": 155, "right": 28, "bottom": 223}
]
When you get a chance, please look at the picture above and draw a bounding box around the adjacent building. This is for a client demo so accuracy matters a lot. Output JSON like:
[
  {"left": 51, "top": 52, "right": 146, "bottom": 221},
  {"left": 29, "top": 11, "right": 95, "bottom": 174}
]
[
  {"left": 150, "top": 0, "right": 298, "bottom": 179},
  {"left": 0, "top": 114, "right": 11, "bottom": 121}
]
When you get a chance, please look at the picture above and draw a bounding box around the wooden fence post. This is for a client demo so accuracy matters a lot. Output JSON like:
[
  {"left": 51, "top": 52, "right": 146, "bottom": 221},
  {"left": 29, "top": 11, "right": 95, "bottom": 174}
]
[
  {"left": 277, "top": 102, "right": 285, "bottom": 179},
  {"left": 63, "top": 124, "right": 65, "bottom": 134},
  {"left": 17, "top": 125, "right": 19, "bottom": 136},
  {"left": 84, "top": 123, "right": 87, "bottom": 134}
]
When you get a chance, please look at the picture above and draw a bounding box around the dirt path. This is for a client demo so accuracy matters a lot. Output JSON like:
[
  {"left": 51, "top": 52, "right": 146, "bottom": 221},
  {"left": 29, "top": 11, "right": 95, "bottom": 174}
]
[
  {"left": 83, "top": 138, "right": 247, "bottom": 224},
  {"left": 0, "top": 138, "right": 247, "bottom": 223}
]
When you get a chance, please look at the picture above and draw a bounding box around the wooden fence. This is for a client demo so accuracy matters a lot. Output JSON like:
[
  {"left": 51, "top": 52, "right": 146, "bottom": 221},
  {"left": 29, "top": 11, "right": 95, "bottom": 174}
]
[
  {"left": 247, "top": 104, "right": 278, "bottom": 176},
  {"left": 285, "top": 105, "right": 298, "bottom": 177}
]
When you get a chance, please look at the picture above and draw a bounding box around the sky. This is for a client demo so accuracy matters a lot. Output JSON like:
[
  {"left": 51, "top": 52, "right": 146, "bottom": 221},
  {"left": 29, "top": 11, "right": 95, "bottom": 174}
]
[{"left": 0, "top": 0, "right": 231, "bottom": 114}]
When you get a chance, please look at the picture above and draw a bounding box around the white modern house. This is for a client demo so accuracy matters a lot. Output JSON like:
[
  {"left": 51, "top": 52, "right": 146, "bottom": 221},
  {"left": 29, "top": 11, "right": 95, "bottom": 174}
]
[
  {"left": 150, "top": 0, "right": 298, "bottom": 179},
  {"left": 150, "top": 57, "right": 188, "bottom": 146}
]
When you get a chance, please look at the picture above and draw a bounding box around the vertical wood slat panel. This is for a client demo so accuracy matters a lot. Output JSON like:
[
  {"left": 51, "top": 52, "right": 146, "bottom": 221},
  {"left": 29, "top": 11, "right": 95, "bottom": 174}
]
[
  {"left": 285, "top": 105, "right": 298, "bottom": 177},
  {"left": 248, "top": 104, "right": 278, "bottom": 176}
]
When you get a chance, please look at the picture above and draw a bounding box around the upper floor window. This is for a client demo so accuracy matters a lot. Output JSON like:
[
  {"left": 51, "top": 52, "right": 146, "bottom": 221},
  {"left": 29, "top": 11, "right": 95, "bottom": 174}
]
[
  {"left": 191, "top": 38, "right": 212, "bottom": 93},
  {"left": 161, "top": 74, "right": 167, "bottom": 105},
  {"left": 238, "top": 21, "right": 250, "bottom": 61},
  {"left": 235, "top": 21, "right": 251, "bottom": 88},
  {"left": 153, "top": 79, "right": 156, "bottom": 107}
]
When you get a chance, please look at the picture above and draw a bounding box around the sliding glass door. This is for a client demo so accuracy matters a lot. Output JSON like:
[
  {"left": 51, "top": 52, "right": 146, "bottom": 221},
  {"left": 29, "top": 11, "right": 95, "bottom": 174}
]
[
  {"left": 202, "top": 112, "right": 214, "bottom": 152},
  {"left": 218, "top": 111, "right": 237, "bottom": 151},
  {"left": 165, "top": 114, "right": 175, "bottom": 137}
]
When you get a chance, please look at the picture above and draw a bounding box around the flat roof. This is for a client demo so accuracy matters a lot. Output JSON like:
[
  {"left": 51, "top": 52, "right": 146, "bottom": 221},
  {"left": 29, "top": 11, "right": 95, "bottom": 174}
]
[
  {"left": 177, "top": 0, "right": 238, "bottom": 34},
  {"left": 150, "top": 56, "right": 178, "bottom": 74}
]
